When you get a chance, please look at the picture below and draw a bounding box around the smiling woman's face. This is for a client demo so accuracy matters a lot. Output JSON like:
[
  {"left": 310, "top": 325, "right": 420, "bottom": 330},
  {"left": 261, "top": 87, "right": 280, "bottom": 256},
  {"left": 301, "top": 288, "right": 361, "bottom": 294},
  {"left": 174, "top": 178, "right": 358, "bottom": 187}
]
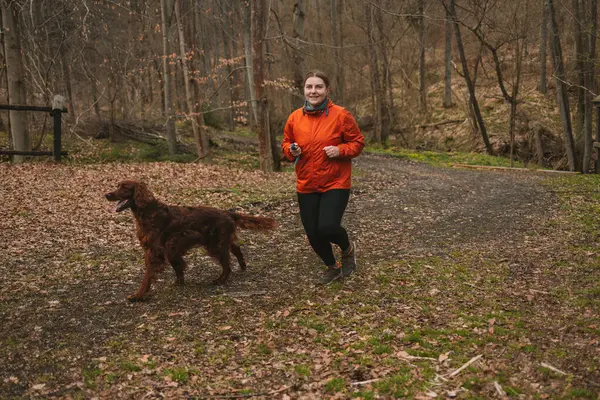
[{"left": 304, "top": 77, "right": 329, "bottom": 107}]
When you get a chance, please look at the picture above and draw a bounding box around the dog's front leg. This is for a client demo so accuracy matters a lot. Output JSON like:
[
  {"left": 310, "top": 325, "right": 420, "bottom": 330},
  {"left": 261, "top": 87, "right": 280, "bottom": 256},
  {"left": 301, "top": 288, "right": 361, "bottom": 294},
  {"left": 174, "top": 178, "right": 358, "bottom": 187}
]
[{"left": 128, "top": 249, "right": 161, "bottom": 302}]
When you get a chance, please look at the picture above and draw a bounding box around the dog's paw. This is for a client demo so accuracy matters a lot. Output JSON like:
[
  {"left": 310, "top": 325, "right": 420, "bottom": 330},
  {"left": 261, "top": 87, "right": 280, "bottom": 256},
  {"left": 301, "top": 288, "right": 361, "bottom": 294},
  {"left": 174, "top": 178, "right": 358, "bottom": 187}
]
[
  {"left": 127, "top": 294, "right": 146, "bottom": 302},
  {"left": 211, "top": 278, "right": 227, "bottom": 286},
  {"left": 175, "top": 278, "right": 185, "bottom": 286}
]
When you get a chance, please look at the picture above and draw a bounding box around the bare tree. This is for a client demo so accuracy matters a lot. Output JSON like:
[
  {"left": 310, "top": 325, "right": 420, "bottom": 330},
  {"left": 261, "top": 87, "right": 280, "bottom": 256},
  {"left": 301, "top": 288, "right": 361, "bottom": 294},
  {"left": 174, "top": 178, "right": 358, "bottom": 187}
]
[
  {"left": 573, "top": 0, "right": 585, "bottom": 157},
  {"left": 445, "top": 0, "right": 493, "bottom": 154},
  {"left": 418, "top": 0, "right": 427, "bottom": 112},
  {"left": 365, "top": 2, "right": 383, "bottom": 144},
  {"left": 582, "top": 0, "right": 597, "bottom": 172},
  {"left": 251, "top": 0, "right": 276, "bottom": 172},
  {"left": 460, "top": 1, "right": 530, "bottom": 166},
  {"left": 330, "top": 0, "right": 345, "bottom": 105},
  {"left": 175, "top": 0, "right": 210, "bottom": 160},
  {"left": 444, "top": 8, "right": 453, "bottom": 107},
  {"left": 219, "top": 0, "right": 236, "bottom": 131},
  {"left": 374, "top": 2, "right": 392, "bottom": 141},
  {"left": 539, "top": 0, "right": 548, "bottom": 93},
  {"left": 2, "top": 0, "right": 29, "bottom": 163},
  {"left": 160, "top": 0, "right": 177, "bottom": 155},
  {"left": 548, "top": 0, "right": 576, "bottom": 171},
  {"left": 240, "top": 2, "right": 258, "bottom": 128},
  {"left": 292, "top": 0, "right": 306, "bottom": 109}
]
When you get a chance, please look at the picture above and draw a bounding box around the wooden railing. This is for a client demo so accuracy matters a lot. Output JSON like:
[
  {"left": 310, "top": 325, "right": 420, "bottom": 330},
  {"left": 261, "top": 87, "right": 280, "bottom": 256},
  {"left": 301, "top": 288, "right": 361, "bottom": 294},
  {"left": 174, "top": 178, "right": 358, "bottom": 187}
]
[{"left": 0, "top": 95, "right": 68, "bottom": 162}]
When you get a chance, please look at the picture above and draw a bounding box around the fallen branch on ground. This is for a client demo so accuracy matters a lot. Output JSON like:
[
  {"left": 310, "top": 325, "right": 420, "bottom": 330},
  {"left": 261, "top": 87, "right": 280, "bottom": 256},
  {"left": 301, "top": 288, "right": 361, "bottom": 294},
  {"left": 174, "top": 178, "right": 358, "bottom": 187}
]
[
  {"left": 540, "top": 362, "right": 568, "bottom": 376},
  {"left": 225, "top": 291, "right": 267, "bottom": 297},
  {"left": 452, "top": 164, "right": 580, "bottom": 174},
  {"left": 446, "top": 354, "right": 483, "bottom": 378},
  {"left": 415, "top": 119, "right": 465, "bottom": 129},
  {"left": 196, "top": 384, "right": 291, "bottom": 399},
  {"left": 351, "top": 378, "right": 381, "bottom": 386}
]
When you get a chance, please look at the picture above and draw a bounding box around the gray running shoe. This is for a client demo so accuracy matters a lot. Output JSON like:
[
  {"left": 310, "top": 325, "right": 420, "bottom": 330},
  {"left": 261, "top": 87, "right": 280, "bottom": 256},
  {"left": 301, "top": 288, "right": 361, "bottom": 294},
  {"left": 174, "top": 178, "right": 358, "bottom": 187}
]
[
  {"left": 319, "top": 263, "right": 343, "bottom": 285},
  {"left": 341, "top": 241, "right": 357, "bottom": 277}
]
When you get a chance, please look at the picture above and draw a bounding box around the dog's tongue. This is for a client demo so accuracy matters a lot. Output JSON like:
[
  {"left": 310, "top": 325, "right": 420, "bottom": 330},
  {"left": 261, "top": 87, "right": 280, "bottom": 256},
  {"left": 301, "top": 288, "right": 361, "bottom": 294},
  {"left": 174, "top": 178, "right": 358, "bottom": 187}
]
[{"left": 114, "top": 200, "right": 128, "bottom": 212}]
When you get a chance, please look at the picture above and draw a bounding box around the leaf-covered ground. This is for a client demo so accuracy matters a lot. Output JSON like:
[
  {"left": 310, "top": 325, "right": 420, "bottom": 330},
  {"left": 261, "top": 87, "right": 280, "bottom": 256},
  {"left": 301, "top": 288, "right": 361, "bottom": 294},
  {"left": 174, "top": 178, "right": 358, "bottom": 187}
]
[{"left": 0, "top": 147, "right": 599, "bottom": 399}]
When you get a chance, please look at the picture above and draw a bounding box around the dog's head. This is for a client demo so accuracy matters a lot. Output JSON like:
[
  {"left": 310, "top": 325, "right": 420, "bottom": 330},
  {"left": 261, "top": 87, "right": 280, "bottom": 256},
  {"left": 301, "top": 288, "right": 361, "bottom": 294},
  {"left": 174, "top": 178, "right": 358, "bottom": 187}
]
[{"left": 105, "top": 180, "right": 155, "bottom": 212}]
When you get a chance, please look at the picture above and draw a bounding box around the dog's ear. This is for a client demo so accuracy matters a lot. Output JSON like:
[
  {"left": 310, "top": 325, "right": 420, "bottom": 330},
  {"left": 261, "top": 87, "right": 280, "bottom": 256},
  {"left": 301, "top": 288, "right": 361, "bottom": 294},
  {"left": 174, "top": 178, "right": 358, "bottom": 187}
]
[{"left": 133, "top": 181, "right": 154, "bottom": 208}]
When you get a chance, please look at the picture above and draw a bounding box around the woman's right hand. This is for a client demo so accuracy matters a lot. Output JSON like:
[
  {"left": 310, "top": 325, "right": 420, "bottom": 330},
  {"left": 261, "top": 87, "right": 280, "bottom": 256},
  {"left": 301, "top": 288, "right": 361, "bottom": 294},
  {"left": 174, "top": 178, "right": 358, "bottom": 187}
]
[{"left": 290, "top": 143, "right": 302, "bottom": 157}]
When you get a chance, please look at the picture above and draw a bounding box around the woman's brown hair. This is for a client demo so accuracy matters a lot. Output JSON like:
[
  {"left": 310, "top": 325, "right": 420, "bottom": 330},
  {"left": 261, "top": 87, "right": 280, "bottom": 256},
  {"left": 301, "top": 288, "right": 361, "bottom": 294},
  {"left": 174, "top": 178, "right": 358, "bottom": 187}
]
[{"left": 303, "top": 70, "right": 330, "bottom": 88}]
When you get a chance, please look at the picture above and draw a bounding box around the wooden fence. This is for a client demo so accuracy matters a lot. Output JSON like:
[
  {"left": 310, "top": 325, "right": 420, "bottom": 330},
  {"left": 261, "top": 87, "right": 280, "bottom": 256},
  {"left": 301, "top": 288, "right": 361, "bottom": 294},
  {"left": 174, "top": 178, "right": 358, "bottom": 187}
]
[{"left": 0, "top": 95, "right": 68, "bottom": 162}]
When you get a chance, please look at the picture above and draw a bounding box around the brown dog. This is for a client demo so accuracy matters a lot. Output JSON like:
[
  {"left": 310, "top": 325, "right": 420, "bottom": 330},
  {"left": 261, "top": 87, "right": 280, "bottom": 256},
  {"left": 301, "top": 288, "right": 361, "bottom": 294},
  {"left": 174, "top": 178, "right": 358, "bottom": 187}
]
[{"left": 105, "top": 180, "right": 276, "bottom": 301}]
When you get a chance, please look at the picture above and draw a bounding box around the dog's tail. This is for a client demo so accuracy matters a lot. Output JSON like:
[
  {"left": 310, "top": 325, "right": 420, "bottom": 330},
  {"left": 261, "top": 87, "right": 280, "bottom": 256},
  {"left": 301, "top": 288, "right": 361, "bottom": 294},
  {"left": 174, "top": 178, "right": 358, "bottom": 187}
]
[{"left": 230, "top": 212, "right": 277, "bottom": 231}]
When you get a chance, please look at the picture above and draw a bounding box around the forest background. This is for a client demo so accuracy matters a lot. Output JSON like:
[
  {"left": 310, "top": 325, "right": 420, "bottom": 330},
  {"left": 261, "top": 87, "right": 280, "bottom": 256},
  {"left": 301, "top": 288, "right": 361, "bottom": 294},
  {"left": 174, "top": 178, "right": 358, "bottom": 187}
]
[{"left": 0, "top": 0, "right": 598, "bottom": 171}]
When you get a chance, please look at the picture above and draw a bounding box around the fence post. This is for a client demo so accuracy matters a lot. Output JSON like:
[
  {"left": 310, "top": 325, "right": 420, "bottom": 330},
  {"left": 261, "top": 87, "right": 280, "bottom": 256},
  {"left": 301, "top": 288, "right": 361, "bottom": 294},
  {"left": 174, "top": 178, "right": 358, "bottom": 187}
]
[
  {"left": 52, "top": 95, "right": 65, "bottom": 162},
  {"left": 593, "top": 96, "right": 600, "bottom": 173}
]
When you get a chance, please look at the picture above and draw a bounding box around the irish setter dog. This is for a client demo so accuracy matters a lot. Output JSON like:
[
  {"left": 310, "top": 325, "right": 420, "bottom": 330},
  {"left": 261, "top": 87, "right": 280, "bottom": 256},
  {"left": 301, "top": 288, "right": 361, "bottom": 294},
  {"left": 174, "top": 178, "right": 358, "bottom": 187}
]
[{"left": 105, "top": 180, "right": 276, "bottom": 301}]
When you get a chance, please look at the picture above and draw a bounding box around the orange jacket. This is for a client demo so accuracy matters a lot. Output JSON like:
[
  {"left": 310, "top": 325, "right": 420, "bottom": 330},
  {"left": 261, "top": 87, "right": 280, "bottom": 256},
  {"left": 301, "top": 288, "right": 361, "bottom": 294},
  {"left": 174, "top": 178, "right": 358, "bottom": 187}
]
[{"left": 282, "top": 100, "right": 365, "bottom": 193}]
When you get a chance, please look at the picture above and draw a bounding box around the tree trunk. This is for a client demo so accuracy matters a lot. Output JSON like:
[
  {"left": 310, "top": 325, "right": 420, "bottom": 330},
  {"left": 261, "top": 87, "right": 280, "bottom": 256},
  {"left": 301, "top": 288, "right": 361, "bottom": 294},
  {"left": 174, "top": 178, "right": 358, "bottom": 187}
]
[
  {"left": 292, "top": 0, "right": 306, "bottom": 109},
  {"left": 509, "top": 41, "right": 524, "bottom": 168},
  {"left": 582, "top": 0, "right": 597, "bottom": 172},
  {"left": 108, "top": 77, "right": 117, "bottom": 143},
  {"left": 91, "top": 77, "right": 100, "bottom": 118},
  {"left": 251, "top": 0, "right": 275, "bottom": 172},
  {"left": 366, "top": 3, "right": 383, "bottom": 144},
  {"left": 220, "top": 2, "right": 236, "bottom": 131},
  {"left": 173, "top": 58, "right": 184, "bottom": 113},
  {"left": 573, "top": 0, "right": 585, "bottom": 158},
  {"left": 534, "top": 126, "right": 546, "bottom": 166},
  {"left": 241, "top": 1, "right": 258, "bottom": 128},
  {"left": 418, "top": 0, "right": 427, "bottom": 112},
  {"left": 227, "top": 2, "right": 243, "bottom": 127},
  {"left": 314, "top": 0, "right": 324, "bottom": 45},
  {"left": 191, "top": 6, "right": 208, "bottom": 134},
  {"left": 444, "top": 9, "right": 453, "bottom": 108},
  {"left": 548, "top": 0, "right": 576, "bottom": 170},
  {"left": 539, "top": 0, "right": 548, "bottom": 93},
  {"left": 378, "top": 6, "right": 392, "bottom": 142},
  {"left": 330, "top": 0, "right": 345, "bottom": 105},
  {"left": 59, "top": 39, "right": 75, "bottom": 122},
  {"left": 449, "top": 0, "right": 493, "bottom": 154},
  {"left": 160, "top": 0, "right": 177, "bottom": 155},
  {"left": 174, "top": 0, "right": 210, "bottom": 160},
  {"left": 2, "top": 1, "right": 30, "bottom": 163}
]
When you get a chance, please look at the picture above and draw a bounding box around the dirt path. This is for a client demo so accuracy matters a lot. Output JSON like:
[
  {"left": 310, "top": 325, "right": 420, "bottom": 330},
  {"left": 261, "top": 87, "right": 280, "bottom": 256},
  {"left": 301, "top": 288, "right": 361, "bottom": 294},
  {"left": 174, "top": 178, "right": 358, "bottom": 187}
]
[
  {"left": 351, "top": 155, "right": 557, "bottom": 256},
  {"left": 1, "top": 153, "right": 597, "bottom": 399}
]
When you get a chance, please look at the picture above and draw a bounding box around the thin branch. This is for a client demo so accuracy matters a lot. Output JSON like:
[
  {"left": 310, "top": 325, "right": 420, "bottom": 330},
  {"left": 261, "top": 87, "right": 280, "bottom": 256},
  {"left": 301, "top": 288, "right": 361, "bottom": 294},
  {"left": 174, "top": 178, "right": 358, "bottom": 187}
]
[
  {"left": 446, "top": 354, "right": 483, "bottom": 378},
  {"left": 551, "top": 74, "right": 598, "bottom": 97},
  {"left": 208, "top": 66, "right": 248, "bottom": 101},
  {"left": 365, "top": 0, "right": 446, "bottom": 22},
  {"left": 195, "top": 385, "right": 291, "bottom": 399}
]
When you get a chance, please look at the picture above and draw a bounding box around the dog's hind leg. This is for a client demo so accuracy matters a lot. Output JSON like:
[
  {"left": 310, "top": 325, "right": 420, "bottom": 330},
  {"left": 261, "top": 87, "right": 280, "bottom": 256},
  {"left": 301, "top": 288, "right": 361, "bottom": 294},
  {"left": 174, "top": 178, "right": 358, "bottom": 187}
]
[
  {"left": 166, "top": 254, "right": 187, "bottom": 285},
  {"left": 208, "top": 245, "right": 232, "bottom": 285},
  {"left": 230, "top": 242, "right": 247, "bottom": 270}
]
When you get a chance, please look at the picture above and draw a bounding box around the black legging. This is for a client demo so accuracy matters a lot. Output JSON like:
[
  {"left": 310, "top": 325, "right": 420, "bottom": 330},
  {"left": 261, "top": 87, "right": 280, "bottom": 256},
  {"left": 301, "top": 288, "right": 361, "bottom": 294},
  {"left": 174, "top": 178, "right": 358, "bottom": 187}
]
[{"left": 297, "top": 189, "right": 350, "bottom": 266}]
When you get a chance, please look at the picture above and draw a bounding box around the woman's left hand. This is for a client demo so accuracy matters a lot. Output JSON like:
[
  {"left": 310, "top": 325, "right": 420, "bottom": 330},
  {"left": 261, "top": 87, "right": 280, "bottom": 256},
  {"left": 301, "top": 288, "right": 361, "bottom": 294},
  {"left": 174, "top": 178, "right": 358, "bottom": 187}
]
[{"left": 323, "top": 146, "right": 340, "bottom": 158}]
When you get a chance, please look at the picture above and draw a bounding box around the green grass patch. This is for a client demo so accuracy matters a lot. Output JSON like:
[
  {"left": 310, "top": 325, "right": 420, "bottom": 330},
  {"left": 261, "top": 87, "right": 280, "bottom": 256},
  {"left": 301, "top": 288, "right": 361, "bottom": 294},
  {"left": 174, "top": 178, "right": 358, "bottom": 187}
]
[
  {"left": 297, "top": 316, "right": 328, "bottom": 333},
  {"left": 374, "top": 370, "right": 414, "bottom": 398},
  {"left": 352, "top": 390, "right": 376, "bottom": 399},
  {"left": 119, "top": 360, "right": 141, "bottom": 372},
  {"left": 565, "top": 388, "right": 598, "bottom": 399},
  {"left": 82, "top": 366, "right": 102, "bottom": 388},
  {"left": 366, "top": 145, "right": 530, "bottom": 169},
  {"left": 256, "top": 343, "right": 272, "bottom": 355},
  {"left": 324, "top": 377, "right": 346, "bottom": 393},
  {"left": 294, "top": 364, "right": 311, "bottom": 377},
  {"left": 164, "top": 366, "right": 190, "bottom": 383},
  {"left": 72, "top": 140, "right": 197, "bottom": 164}
]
